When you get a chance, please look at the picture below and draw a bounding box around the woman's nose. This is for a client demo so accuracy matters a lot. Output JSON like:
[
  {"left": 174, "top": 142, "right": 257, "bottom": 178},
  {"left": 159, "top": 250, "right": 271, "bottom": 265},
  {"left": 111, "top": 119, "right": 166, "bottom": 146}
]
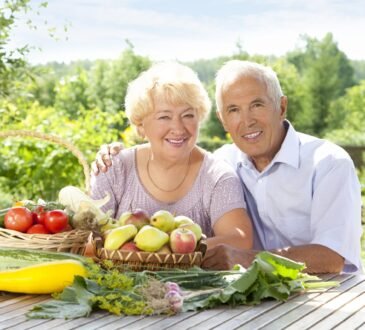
[{"left": 171, "top": 118, "right": 185, "bottom": 132}]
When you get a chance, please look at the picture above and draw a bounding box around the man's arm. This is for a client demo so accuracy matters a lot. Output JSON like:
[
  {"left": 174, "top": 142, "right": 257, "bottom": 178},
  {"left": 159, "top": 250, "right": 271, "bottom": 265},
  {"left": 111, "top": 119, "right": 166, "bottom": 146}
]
[
  {"left": 202, "top": 243, "right": 344, "bottom": 274},
  {"left": 91, "top": 142, "right": 124, "bottom": 174}
]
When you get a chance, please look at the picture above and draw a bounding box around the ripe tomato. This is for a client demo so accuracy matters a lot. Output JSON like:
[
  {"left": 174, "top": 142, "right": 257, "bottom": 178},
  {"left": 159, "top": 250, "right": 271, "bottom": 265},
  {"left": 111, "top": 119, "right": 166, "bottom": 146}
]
[
  {"left": 4, "top": 207, "right": 33, "bottom": 232},
  {"left": 44, "top": 210, "right": 69, "bottom": 233},
  {"left": 33, "top": 206, "right": 46, "bottom": 225},
  {"left": 27, "top": 224, "right": 51, "bottom": 234}
]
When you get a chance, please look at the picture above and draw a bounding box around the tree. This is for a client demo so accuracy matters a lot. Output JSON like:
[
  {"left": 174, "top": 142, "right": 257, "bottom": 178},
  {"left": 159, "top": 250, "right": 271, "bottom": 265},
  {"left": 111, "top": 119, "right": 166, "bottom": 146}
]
[
  {"left": 325, "top": 81, "right": 365, "bottom": 145},
  {"left": 287, "top": 33, "right": 355, "bottom": 136},
  {"left": 0, "top": 0, "right": 51, "bottom": 101},
  {"left": 103, "top": 47, "right": 151, "bottom": 115}
]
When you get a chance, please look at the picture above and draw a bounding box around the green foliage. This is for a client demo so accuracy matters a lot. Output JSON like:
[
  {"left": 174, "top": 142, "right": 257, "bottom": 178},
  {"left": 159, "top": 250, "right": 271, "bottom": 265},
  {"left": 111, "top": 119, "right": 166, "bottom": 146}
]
[
  {"left": 0, "top": 0, "right": 31, "bottom": 99},
  {"left": 54, "top": 68, "right": 91, "bottom": 118},
  {"left": 352, "top": 60, "right": 365, "bottom": 83},
  {"left": 100, "top": 48, "right": 151, "bottom": 115},
  {"left": 0, "top": 102, "right": 125, "bottom": 202},
  {"left": 287, "top": 33, "right": 355, "bottom": 136}
]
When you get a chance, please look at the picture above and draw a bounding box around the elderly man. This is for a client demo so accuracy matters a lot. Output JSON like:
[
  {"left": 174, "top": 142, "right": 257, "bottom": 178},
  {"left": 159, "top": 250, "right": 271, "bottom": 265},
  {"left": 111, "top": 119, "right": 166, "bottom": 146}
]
[{"left": 93, "top": 60, "right": 362, "bottom": 274}]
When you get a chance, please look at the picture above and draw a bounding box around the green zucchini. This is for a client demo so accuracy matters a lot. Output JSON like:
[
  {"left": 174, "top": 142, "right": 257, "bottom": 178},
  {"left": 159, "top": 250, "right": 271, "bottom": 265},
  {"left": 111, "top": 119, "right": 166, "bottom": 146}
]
[{"left": 0, "top": 247, "right": 90, "bottom": 271}]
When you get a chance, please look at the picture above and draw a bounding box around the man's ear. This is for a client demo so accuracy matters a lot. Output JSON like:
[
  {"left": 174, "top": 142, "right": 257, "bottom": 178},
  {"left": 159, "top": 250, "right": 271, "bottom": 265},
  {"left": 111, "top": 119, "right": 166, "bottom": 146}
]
[
  {"left": 216, "top": 111, "right": 228, "bottom": 132},
  {"left": 280, "top": 96, "right": 288, "bottom": 119}
]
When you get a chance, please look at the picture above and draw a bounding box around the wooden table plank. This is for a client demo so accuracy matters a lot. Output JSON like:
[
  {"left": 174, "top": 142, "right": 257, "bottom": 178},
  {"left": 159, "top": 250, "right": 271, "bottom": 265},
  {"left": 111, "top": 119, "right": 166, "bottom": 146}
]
[
  {"left": 233, "top": 274, "right": 348, "bottom": 329},
  {"left": 209, "top": 300, "right": 281, "bottom": 329},
  {"left": 314, "top": 292, "right": 365, "bottom": 330},
  {"left": 332, "top": 305, "right": 365, "bottom": 329},
  {"left": 134, "top": 311, "right": 199, "bottom": 330},
  {"left": 284, "top": 275, "right": 365, "bottom": 330}
]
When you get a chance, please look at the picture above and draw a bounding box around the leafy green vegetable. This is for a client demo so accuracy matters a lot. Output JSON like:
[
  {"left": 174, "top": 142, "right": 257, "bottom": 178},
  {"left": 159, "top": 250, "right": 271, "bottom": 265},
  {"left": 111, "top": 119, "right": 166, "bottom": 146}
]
[
  {"left": 181, "top": 252, "right": 338, "bottom": 311},
  {"left": 26, "top": 263, "right": 172, "bottom": 319},
  {"left": 26, "top": 252, "right": 339, "bottom": 319}
]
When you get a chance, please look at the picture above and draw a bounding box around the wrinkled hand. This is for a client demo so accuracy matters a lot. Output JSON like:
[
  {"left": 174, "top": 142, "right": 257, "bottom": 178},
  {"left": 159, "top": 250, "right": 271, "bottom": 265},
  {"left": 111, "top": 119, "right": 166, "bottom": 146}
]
[
  {"left": 91, "top": 142, "right": 124, "bottom": 175},
  {"left": 201, "top": 244, "right": 257, "bottom": 270}
]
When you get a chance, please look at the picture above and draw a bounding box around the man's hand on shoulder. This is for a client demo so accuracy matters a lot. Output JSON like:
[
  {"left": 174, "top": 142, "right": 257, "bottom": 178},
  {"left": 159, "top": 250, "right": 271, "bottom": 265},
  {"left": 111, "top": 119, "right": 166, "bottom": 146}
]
[{"left": 91, "top": 142, "right": 124, "bottom": 175}]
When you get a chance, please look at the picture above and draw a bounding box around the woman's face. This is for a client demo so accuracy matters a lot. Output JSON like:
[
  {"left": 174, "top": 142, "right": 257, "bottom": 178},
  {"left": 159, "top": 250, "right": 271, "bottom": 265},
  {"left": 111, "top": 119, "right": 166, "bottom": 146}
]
[{"left": 139, "top": 98, "right": 200, "bottom": 160}]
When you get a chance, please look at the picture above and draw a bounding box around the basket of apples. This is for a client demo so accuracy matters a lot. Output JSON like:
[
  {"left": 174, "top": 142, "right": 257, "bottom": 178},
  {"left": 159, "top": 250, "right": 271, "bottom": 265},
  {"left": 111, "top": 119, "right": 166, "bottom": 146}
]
[{"left": 95, "top": 209, "right": 207, "bottom": 271}]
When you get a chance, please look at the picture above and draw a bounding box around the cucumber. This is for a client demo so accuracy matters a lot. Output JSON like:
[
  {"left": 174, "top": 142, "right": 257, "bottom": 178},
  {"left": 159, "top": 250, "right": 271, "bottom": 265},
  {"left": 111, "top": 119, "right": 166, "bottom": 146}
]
[{"left": 0, "top": 247, "right": 90, "bottom": 271}]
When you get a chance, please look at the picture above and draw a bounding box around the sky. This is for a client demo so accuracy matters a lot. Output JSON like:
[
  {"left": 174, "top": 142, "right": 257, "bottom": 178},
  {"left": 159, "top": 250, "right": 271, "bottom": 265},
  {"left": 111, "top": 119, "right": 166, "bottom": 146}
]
[{"left": 7, "top": 0, "right": 365, "bottom": 64}]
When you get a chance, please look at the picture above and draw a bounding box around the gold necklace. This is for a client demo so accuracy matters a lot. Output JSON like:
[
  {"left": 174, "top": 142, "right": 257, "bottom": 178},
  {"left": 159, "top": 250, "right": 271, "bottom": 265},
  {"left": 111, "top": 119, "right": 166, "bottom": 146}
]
[{"left": 147, "top": 151, "right": 192, "bottom": 193}]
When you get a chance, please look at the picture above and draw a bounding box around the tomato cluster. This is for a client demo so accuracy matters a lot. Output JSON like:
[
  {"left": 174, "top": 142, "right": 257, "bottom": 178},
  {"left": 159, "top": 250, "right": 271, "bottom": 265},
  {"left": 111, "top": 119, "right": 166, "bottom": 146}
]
[{"left": 4, "top": 206, "right": 70, "bottom": 234}]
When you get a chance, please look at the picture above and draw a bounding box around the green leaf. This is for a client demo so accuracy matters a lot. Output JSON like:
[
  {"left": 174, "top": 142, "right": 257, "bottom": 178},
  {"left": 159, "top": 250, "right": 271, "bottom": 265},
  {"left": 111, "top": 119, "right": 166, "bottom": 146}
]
[
  {"left": 230, "top": 262, "right": 259, "bottom": 293},
  {"left": 26, "top": 301, "right": 92, "bottom": 319}
]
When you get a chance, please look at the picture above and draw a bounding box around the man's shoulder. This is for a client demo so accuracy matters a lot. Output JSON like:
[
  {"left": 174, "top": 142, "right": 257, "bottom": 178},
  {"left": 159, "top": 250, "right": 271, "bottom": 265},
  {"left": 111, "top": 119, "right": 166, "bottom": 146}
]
[{"left": 297, "top": 132, "right": 354, "bottom": 168}]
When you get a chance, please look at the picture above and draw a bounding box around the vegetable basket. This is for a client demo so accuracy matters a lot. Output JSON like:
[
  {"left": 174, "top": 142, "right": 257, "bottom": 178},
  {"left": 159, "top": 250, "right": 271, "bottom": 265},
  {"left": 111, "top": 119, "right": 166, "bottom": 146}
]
[
  {"left": 0, "top": 130, "right": 92, "bottom": 255},
  {"left": 94, "top": 237, "right": 207, "bottom": 271}
]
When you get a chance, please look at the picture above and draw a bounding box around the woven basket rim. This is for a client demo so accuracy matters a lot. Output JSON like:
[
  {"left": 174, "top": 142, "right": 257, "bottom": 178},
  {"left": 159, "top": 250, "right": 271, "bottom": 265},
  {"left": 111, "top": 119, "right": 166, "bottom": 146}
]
[
  {"left": 0, "top": 228, "right": 92, "bottom": 254},
  {"left": 0, "top": 129, "right": 90, "bottom": 193}
]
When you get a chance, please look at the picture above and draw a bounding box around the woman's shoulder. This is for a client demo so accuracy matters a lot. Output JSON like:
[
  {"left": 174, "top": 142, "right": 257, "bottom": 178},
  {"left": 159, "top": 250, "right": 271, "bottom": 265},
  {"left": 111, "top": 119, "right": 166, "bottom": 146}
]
[{"left": 199, "top": 148, "right": 239, "bottom": 182}]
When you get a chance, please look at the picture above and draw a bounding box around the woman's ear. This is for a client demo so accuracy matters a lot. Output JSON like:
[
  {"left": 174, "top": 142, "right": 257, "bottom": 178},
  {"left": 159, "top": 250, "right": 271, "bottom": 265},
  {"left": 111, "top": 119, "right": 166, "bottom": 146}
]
[
  {"left": 216, "top": 111, "right": 228, "bottom": 132},
  {"left": 136, "top": 125, "right": 145, "bottom": 139}
]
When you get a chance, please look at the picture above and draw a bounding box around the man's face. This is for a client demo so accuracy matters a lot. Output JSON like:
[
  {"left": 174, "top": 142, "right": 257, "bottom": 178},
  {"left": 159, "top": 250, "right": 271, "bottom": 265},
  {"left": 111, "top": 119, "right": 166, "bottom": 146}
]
[{"left": 218, "top": 76, "right": 287, "bottom": 171}]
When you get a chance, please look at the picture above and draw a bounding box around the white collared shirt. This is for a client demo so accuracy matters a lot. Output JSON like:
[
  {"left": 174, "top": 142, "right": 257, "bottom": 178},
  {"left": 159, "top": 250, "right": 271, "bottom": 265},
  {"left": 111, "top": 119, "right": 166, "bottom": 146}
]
[{"left": 214, "top": 121, "right": 363, "bottom": 273}]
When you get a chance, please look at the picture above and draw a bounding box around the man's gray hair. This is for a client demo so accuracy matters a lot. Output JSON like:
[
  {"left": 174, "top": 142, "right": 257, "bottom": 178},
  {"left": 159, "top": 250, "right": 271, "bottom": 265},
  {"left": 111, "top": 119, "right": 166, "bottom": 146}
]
[{"left": 215, "top": 60, "right": 284, "bottom": 112}]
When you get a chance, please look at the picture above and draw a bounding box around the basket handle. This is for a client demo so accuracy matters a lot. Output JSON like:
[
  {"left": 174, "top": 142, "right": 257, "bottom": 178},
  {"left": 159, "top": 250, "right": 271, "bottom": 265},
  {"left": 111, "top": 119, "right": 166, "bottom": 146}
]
[{"left": 0, "top": 130, "right": 90, "bottom": 193}]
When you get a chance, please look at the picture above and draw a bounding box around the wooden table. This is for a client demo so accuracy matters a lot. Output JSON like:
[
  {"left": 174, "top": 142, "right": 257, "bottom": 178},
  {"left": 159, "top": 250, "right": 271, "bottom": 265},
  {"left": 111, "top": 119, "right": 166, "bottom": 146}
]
[{"left": 0, "top": 273, "right": 364, "bottom": 330}]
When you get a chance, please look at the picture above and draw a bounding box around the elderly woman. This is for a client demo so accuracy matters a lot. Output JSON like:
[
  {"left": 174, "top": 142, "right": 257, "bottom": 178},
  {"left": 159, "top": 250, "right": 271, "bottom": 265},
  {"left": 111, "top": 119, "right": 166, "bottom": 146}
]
[{"left": 91, "top": 62, "right": 253, "bottom": 250}]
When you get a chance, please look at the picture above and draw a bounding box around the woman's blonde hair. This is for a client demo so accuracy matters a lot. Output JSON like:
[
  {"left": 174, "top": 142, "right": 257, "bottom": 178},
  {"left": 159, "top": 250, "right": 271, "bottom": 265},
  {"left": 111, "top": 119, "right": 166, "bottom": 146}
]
[{"left": 125, "top": 62, "right": 211, "bottom": 126}]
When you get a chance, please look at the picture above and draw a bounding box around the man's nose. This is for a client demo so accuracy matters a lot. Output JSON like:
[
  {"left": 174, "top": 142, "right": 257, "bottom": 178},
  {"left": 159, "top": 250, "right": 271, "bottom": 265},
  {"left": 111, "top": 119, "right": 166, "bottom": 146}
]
[{"left": 240, "top": 109, "right": 256, "bottom": 127}]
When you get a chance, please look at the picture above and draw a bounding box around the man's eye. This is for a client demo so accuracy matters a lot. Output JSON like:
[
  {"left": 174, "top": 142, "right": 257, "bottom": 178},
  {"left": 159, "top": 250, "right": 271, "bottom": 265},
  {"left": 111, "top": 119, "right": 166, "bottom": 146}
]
[
  {"left": 227, "top": 107, "right": 239, "bottom": 113},
  {"left": 252, "top": 103, "right": 263, "bottom": 109}
]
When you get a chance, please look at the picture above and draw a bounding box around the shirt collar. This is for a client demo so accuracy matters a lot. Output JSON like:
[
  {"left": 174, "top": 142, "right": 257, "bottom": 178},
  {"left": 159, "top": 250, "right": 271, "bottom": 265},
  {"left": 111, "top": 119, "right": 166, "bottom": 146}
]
[
  {"left": 272, "top": 120, "right": 300, "bottom": 169},
  {"left": 238, "top": 120, "right": 300, "bottom": 171}
]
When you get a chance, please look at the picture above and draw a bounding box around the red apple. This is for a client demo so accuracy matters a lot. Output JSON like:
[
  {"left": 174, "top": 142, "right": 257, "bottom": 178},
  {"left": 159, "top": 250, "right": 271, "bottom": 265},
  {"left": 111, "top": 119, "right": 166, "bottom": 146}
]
[
  {"left": 119, "top": 209, "right": 150, "bottom": 230},
  {"left": 179, "top": 223, "right": 202, "bottom": 241},
  {"left": 120, "top": 241, "right": 140, "bottom": 252},
  {"left": 169, "top": 228, "right": 197, "bottom": 254}
]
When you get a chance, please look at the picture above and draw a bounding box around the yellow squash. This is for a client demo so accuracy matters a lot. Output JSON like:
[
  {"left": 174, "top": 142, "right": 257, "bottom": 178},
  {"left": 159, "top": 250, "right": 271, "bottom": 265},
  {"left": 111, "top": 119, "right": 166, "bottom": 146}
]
[{"left": 0, "top": 259, "right": 86, "bottom": 294}]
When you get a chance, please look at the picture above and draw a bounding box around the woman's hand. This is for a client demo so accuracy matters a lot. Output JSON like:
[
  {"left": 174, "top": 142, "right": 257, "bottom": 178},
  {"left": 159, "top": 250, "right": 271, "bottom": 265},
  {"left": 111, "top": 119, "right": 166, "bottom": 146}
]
[{"left": 91, "top": 142, "right": 124, "bottom": 175}]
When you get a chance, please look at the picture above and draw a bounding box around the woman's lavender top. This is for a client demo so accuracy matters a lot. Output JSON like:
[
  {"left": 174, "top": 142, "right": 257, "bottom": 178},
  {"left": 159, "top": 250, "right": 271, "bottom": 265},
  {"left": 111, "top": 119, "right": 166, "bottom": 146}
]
[{"left": 90, "top": 147, "right": 245, "bottom": 237}]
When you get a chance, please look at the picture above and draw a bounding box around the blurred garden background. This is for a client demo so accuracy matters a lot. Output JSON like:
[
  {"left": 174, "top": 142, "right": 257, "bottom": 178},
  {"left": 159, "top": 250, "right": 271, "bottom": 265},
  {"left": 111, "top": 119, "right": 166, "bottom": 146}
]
[{"left": 1, "top": 1, "right": 364, "bottom": 263}]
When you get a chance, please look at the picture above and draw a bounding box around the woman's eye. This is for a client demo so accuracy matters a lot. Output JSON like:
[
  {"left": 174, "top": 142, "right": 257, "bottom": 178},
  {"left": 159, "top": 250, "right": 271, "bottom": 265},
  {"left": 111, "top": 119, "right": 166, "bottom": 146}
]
[
  {"left": 158, "top": 116, "right": 170, "bottom": 120},
  {"left": 183, "top": 113, "right": 195, "bottom": 118}
]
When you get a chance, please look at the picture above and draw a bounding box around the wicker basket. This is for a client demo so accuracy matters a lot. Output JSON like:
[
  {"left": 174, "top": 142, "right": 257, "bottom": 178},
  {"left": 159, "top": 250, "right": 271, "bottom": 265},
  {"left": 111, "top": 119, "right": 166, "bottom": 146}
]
[
  {"left": 95, "top": 237, "right": 207, "bottom": 271},
  {"left": 0, "top": 130, "right": 92, "bottom": 255}
]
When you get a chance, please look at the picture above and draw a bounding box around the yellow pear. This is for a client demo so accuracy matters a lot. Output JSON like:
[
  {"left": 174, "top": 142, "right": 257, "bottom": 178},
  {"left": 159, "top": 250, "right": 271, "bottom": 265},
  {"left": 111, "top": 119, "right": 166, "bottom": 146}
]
[
  {"left": 104, "top": 224, "right": 138, "bottom": 250},
  {"left": 100, "top": 219, "right": 119, "bottom": 233},
  {"left": 179, "top": 223, "right": 203, "bottom": 241},
  {"left": 118, "top": 211, "right": 132, "bottom": 225},
  {"left": 134, "top": 225, "right": 169, "bottom": 252},
  {"left": 150, "top": 210, "right": 175, "bottom": 233},
  {"left": 157, "top": 244, "right": 172, "bottom": 254},
  {"left": 174, "top": 215, "right": 195, "bottom": 228}
]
